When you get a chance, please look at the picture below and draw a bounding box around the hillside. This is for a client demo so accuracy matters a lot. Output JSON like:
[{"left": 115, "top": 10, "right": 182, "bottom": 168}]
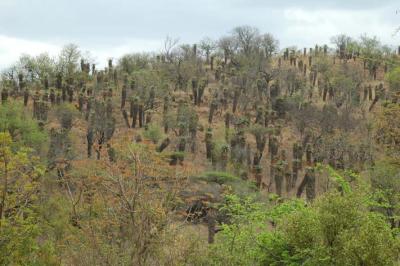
[{"left": 0, "top": 28, "right": 400, "bottom": 265}]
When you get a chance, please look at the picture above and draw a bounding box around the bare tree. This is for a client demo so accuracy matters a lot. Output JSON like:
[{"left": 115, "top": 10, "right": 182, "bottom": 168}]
[
  {"left": 218, "top": 36, "right": 236, "bottom": 64},
  {"left": 330, "top": 34, "right": 352, "bottom": 50},
  {"left": 163, "top": 35, "right": 180, "bottom": 63},
  {"left": 232, "top": 25, "right": 260, "bottom": 55},
  {"left": 176, "top": 44, "right": 193, "bottom": 61},
  {"left": 199, "top": 37, "right": 216, "bottom": 63},
  {"left": 330, "top": 34, "right": 352, "bottom": 58},
  {"left": 259, "top": 33, "right": 279, "bottom": 57}
]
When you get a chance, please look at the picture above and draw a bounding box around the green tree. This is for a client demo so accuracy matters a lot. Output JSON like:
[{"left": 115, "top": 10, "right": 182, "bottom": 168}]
[
  {"left": 205, "top": 170, "right": 400, "bottom": 266},
  {"left": 0, "top": 103, "right": 47, "bottom": 153},
  {"left": 386, "top": 66, "right": 400, "bottom": 99},
  {"left": 0, "top": 132, "right": 56, "bottom": 265}
]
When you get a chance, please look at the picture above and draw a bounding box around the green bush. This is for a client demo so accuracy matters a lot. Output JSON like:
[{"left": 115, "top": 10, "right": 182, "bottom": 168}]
[
  {"left": 143, "top": 123, "right": 165, "bottom": 144},
  {"left": 386, "top": 67, "right": 400, "bottom": 94},
  {"left": 56, "top": 103, "right": 79, "bottom": 131},
  {"left": 203, "top": 171, "right": 400, "bottom": 266},
  {"left": 0, "top": 102, "right": 47, "bottom": 152},
  {"left": 195, "top": 171, "right": 239, "bottom": 185}
]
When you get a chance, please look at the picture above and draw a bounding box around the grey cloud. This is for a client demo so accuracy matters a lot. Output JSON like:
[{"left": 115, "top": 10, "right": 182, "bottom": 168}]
[
  {"left": 2, "top": 0, "right": 396, "bottom": 42},
  {"left": 236, "top": 0, "right": 398, "bottom": 10},
  {"left": 0, "top": 0, "right": 399, "bottom": 68}
]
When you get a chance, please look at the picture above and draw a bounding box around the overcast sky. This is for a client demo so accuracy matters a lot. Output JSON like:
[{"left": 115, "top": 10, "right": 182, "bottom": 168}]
[{"left": 0, "top": 0, "right": 399, "bottom": 69}]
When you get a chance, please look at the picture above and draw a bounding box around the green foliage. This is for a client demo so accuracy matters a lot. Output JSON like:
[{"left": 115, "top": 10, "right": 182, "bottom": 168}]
[
  {"left": 314, "top": 56, "right": 332, "bottom": 75},
  {"left": 14, "top": 53, "right": 56, "bottom": 82},
  {"left": 368, "top": 160, "right": 400, "bottom": 227},
  {"left": 359, "top": 34, "right": 382, "bottom": 59},
  {"left": 129, "top": 68, "right": 166, "bottom": 97},
  {"left": 0, "top": 214, "right": 58, "bottom": 265},
  {"left": 0, "top": 132, "right": 57, "bottom": 265},
  {"left": 195, "top": 171, "right": 239, "bottom": 185},
  {"left": 211, "top": 141, "right": 230, "bottom": 165},
  {"left": 334, "top": 212, "right": 399, "bottom": 266},
  {"left": 167, "top": 151, "right": 185, "bottom": 164},
  {"left": 143, "top": 123, "right": 165, "bottom": 144},
  {"left": 375, "top": 103, "right": 400, "bottom": 157},
  {"left": 386, "top": 67, "right": 400, "bottom": 95},
  {"left": 57, "top": 43, "right": 81, "bottom": 78},
  {"left": 56, "top": 103, "right": 79, "bottom": 131},
  {"left": 316, "top": 164, "right": 352, "bottom": 193},
  {"left": 204, "top": 171, "right": 400, "bottom": 266},
  {"left": 204, "top": 196, "right": 308, "bottom": 266},
  {"left": 330, "top": 67, "right": 363, "bottom": 105},
  {"left": 267, "top": 199, "right": 306, "bottom": 224},
  {"left": 118, "top": 53, "right": 151, "bottom": 74},
  {"left": 247, "top": 124, "right": 271, "bottom": 136},
  {"left": 205, "top": 194, "right": 271, "bottom": 265},
  {"left": 0, "top": 102, "right": 47, "bottom": 153}
]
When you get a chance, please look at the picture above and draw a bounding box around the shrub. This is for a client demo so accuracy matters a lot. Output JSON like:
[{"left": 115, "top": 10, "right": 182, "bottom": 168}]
[
  {"left": 0, "top": 102, "right": 47, "bottom": 152},
  {"left": 143, "top": 123, "right": 165, "bottom": 144},
  {"left": 56, "top": 103, "right": 79, "bottom": 131},
  {"left": 203, "top": 171, "right": 400, "bottom": 266},
  {"left": 195, "top": 171, "right": 239, "bottom": 185}
]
